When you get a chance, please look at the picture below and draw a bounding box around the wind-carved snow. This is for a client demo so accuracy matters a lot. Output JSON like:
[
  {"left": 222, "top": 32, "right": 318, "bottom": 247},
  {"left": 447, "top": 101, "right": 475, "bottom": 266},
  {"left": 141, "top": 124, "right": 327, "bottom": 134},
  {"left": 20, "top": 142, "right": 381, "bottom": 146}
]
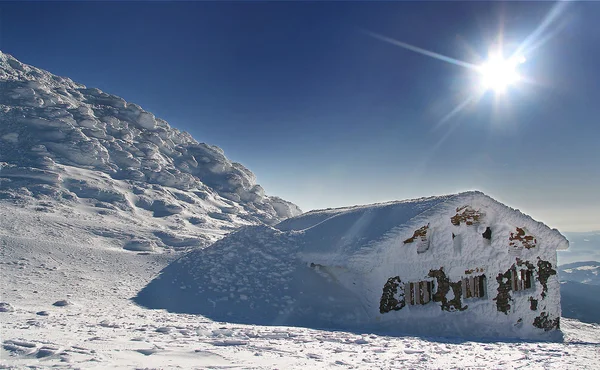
[{"left": 0, "top": 51, "right": 300, "bottom": 251}]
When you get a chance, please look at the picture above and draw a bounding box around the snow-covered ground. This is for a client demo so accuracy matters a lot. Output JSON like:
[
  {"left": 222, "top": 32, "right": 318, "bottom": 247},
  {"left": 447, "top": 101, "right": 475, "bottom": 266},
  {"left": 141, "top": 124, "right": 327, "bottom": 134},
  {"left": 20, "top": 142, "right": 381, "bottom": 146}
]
[{"left": 1, "top": 203, "right": 599, "bottom": 369}]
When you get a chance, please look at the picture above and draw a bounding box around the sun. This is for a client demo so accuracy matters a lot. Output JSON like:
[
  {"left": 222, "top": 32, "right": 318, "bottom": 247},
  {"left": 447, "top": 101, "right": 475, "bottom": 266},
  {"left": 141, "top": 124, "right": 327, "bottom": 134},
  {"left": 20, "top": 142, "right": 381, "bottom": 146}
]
[{"left": 478, "top": 54, "right": 526, "bottom": 93}]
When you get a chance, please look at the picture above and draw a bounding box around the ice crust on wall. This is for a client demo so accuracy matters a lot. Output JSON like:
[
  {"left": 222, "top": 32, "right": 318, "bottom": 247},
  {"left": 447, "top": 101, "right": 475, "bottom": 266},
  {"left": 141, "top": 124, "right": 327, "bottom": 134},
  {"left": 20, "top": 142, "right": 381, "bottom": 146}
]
[
  {"left": 0, "top": 51, "right": 300, "bottom": 249},
  {"left": 137, "top": 191, "right": 568, "bottom": 340}
]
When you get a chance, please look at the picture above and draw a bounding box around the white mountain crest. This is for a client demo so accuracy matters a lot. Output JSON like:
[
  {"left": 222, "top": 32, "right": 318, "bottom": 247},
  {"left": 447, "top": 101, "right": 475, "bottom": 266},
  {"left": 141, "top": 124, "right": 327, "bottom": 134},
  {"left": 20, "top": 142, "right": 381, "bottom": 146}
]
[{"left": 0, "top": 51, "right": 301, "bottom": 249}]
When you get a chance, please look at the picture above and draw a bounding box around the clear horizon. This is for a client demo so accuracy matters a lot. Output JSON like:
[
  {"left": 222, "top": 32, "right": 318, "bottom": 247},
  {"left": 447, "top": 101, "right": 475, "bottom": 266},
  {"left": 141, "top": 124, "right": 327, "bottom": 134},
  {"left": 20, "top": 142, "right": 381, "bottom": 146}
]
[{"left": 1, "top": 1, "right": 598, "bottom": 232}]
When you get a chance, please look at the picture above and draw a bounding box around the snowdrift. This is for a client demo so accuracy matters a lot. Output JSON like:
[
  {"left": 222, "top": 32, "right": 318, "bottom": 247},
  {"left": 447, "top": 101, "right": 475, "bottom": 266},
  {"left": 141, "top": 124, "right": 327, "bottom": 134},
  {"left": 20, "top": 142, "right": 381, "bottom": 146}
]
[{"left": 136, "top": 191, "right": 569, "bottom": 340}]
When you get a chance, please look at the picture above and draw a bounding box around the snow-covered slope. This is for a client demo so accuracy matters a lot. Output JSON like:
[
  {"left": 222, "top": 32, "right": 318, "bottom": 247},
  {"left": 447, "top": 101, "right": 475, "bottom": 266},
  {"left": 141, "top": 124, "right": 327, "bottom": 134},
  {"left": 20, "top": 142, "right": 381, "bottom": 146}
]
[
  {"left": 559, "top": 232, "right": 600, "bottom": 265},
  {"left": 559, "top": 261, "right": 600, "bottom": 285},
  {"left": 560, "top": 281, "right": 600, "bottom": 324},
  {"left": 558, "top": 261, "right": 600, "bottom": 324},
  {"left": 0, "top": 51, "right": 300, "bottom": 250}
]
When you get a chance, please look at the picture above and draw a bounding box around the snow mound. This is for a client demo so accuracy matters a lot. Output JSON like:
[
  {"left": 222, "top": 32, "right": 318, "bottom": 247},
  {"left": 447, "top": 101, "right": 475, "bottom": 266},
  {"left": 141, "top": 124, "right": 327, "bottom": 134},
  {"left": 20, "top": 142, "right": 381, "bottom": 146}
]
[
  {"left": 0, "top": 51, "right": 300, "bottom": 251},
  {"left": 276, "top": 194, "right": 456, "bottom": 263},
  {"left": 137, "top": 191, "right": 569, "bottom": 340},
  {"left": 135, "top": 225, "right": 367, "bottom": 328}
]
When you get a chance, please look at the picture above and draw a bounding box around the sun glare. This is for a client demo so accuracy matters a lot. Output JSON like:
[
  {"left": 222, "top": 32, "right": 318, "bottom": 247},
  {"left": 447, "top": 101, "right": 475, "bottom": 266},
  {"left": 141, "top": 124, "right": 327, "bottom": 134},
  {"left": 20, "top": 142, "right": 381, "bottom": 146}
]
[
  {"left": 478, "top": 54, "right": 526, "bottom": 93},
  {"left": 366, "top": 0, "right": 568, "bottom": 129}
]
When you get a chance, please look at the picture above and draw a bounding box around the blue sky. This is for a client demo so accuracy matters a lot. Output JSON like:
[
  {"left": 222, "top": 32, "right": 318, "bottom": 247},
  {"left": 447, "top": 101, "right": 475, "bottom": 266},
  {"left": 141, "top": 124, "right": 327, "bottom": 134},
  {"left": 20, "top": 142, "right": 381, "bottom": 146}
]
[{"left": 1, "top": 1, "right": 598, "bottom": 231}]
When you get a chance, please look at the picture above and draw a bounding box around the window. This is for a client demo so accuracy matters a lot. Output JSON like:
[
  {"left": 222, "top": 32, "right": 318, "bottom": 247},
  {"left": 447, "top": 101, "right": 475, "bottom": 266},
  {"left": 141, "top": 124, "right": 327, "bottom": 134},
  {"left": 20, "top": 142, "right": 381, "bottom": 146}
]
[
  {"left": 510, "top": 268, "right": 533, "bottom": 291},
  {"left": 461, "top": 275, "right": 486, "bottom": 298},
  {"left": 482, "top": 227, "right": 492, "bottom": 240},
  {"left": 404, "top": 281, "right": 434, "bottom": 305}
]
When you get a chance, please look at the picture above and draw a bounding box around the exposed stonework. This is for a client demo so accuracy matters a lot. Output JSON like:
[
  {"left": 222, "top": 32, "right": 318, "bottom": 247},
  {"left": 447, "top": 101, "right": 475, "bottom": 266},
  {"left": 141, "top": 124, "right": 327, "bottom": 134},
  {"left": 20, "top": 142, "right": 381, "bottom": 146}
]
[
  {"left": 403, "top": 225, "right": 428, "bottom": 244},
  {"left": 465, "top": 267, "right": 484, "bottom": 275},
  {"left": 380, "top": 276, "right": 405, "bottom": 314},
  {"left": 536, "top": 258, "right": 557, "bottom": 299},
  {"left": 494, "top": 269, "right": 513, "bottom": 314},
  {"left": 533, "top": 312, "right": 560, "bottom": 331},
  {"left": 509, "top": 227, "right": 537, "bottom": 249},
  {"left": 428, "top": 268, "right": 467, "bottom": 312},
  {"left": 450, "top": 206, "right": 483, "bottom": 226},
  {"left": 516, "top": 258, "right": 535, "bottom": 270},
  {"left": 529, "top": 297, "right": 538, "bottom": 311},
  {"left": 495, "top": 259, "right": 540, "bottom": 314}
]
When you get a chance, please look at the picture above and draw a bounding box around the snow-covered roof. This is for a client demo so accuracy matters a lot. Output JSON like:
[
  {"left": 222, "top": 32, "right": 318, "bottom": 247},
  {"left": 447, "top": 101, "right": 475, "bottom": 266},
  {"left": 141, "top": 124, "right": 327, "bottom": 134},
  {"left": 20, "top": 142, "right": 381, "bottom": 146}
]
[{"left": 277, "top": 191, "right": 569, "bottom": 268}]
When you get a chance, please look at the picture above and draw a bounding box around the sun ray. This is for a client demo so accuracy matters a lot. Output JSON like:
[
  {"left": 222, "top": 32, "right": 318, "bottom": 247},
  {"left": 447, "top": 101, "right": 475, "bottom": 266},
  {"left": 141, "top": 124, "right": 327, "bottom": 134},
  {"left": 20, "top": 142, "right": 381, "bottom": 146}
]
[
  {"left": 511, "top": 1, "right": 569, "bottom": 59},
  {"left": 455, "top": 34, "right": 482, "bottom": 63},
  {"left": 363, "top": 30, "right": 479, "bottom": 71},
  {"left": 433, "top": 94, "right": 479, "bottom": 131},
  {"left": 363, "top": 2, "right": 568, "bottom": 148},
  {"left": 518, "top": 14, "right": 571, "bottom": 57},
  {"left": 410, "top": 109, "right": 467, "bottom": 179}
]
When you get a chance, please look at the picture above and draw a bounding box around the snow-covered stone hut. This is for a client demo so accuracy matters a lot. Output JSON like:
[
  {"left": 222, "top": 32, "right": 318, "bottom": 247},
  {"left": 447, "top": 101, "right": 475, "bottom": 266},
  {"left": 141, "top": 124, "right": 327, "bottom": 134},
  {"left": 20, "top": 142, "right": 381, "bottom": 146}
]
[
  {"left": 277, "top": 191, "right": 568, "bottom": 339},
  {"left": 138, "top": 191, "right": 568, "bottom": 340}
]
